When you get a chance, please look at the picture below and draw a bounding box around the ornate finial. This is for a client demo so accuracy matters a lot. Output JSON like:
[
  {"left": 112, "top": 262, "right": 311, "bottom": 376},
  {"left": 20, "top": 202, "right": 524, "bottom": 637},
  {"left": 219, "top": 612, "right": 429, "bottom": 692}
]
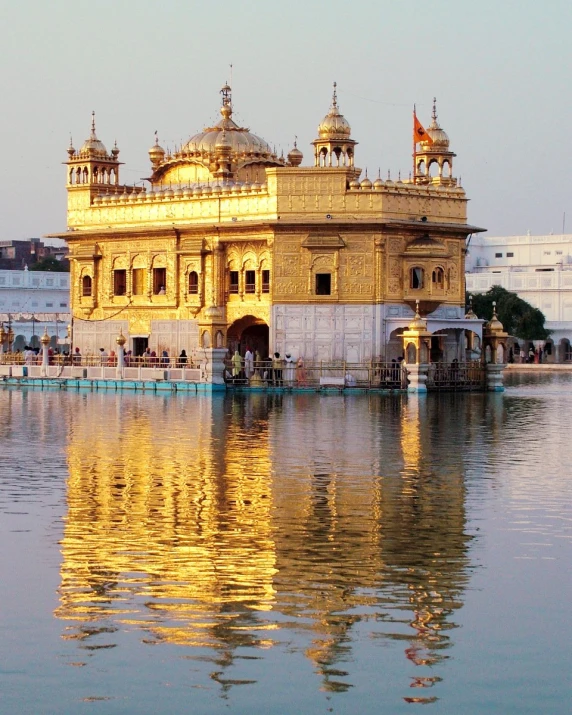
[
  {"left": 398, "top": 170, "right": 401, "bottom": 181},
  {"left": 408, "top": 171, "right": 412, "bottom": 181},
  {"left": 415, "top": 299, "right": 420, "bottom": 317},
  {"left": 332, "top": 81, "right": 338, "bottom": 109},
  {"left": 492, "top": 300, "right": 497, "bottom": 317},
  {"left": 432, "top": 97, "right": 437, "bottom": 122},
  {"left": 221, "top": 82, "right": 232, "bottom": 107},
  {"left": 387, "top": 170, "right": 391, "bottom": 180},
  {"left": 294, "top": 135, "right": 298, "bottom": 149},
  {"left": 91, "top": 111, "right": 96, "bottom": 137}
]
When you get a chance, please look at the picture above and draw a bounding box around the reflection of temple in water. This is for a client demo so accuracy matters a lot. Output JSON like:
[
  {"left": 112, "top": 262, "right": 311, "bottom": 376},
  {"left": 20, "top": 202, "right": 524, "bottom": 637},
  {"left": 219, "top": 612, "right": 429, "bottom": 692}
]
[{"left": 56, "top": 391, "right": 480, "bottom": 699}]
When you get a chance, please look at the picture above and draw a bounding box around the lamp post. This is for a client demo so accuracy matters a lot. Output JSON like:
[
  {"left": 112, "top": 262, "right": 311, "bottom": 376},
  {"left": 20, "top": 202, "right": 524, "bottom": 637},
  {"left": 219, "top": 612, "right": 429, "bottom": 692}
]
[
  {"left": 40, "top": 329, "right": 50, "bottom": 377},
  {"left": 6, "top": 314, "right": 14, "bottom": 353},
  {"left": 116, "top": 331, "right": 126, "bottom": 378}
]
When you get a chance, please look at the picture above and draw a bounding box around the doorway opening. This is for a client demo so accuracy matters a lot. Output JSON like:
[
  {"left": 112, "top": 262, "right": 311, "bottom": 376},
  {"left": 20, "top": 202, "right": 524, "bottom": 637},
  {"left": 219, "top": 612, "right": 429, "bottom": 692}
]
[{"left": 132, "top": 337, "right": 148, "bottom": 356}]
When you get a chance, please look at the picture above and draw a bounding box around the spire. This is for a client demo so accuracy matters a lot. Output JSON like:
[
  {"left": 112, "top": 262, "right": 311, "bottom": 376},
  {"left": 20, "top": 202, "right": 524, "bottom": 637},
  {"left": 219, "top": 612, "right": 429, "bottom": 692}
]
[
  {"left": 220, "top": 82, "right": 233, "bottom": 121},
  {"left": 90, "top": 111, "right": 97, "bottom": 138},
  {"left": 331, "top": 81, "right": 338, "bottom": 110}
]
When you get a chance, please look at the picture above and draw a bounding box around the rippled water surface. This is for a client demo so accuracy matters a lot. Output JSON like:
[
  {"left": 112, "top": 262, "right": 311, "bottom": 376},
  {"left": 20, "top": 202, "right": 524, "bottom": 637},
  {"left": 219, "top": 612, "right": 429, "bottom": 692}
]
[{"left": 1, "top": 375, "right": 570, "bottom": 714}]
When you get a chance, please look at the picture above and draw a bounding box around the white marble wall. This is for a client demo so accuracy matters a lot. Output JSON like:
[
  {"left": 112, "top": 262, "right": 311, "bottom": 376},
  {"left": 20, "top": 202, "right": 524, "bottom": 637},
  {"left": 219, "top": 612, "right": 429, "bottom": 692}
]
[
  {"left": 73, "top": 318, "right": 200, "bottom": 358},
  {"left": 272, "top": 304, "right": 379, "bottom": 362},
  {"left": 272, "top": 303, "right": 470, "bottom": 363}
]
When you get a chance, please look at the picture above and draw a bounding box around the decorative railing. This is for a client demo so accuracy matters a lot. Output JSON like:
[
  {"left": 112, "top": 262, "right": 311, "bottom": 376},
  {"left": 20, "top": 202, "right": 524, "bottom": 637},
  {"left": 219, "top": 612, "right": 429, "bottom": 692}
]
[{"left": 224, "top": 359, "right": 486, "bottom": 391}]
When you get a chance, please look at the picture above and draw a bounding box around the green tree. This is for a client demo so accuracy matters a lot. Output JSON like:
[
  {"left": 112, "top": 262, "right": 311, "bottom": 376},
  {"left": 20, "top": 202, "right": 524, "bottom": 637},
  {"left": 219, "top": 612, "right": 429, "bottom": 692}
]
[
  {"left": 467, "top": 286, "right": 550, "bottom": 340},
  {"left": 29, "top": 255, "right": 69, "bottom": 272}
]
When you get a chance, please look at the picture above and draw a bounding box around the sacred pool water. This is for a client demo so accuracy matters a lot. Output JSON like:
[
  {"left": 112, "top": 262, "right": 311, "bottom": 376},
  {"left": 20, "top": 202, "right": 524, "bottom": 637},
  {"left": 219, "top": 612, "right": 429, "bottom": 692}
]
[{"left": 1, "top": 373, "right": 570, "bottom": 714}]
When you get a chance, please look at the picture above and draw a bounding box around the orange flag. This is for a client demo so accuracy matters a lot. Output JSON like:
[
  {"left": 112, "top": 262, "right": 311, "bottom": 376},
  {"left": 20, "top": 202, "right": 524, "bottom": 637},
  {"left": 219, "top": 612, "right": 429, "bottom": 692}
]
[{"left": 414, "top": 111, "right": 433, "bottom": 145}]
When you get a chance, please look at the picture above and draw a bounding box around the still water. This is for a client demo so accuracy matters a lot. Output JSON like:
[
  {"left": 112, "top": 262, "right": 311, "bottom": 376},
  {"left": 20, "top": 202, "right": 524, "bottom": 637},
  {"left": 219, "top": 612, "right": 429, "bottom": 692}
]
[{"left": 0, "top": 374, "right": 570, "bottom": 714}]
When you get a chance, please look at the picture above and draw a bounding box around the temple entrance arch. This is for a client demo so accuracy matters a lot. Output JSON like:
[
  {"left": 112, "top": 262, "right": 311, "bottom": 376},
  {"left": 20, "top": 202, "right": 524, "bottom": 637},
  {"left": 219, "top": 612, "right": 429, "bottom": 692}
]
[{"left": 227, "top": 315, "right": 269, "bottom": 357}]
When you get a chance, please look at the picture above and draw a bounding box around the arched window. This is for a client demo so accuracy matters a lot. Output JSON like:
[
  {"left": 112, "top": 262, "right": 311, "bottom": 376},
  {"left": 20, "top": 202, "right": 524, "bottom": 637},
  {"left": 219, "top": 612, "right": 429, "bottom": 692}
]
[
  {"left": 410, "top": 267, "right": 424, "bottom": 290},
  {"left": 432, "top": 267, "right": 444, "bottom": 288},
  {"left": 82, "top": 275, "right": 92, "bottom": 297},
  {"left": 188, "top": 271, "right": 199, "bottom": 294}
]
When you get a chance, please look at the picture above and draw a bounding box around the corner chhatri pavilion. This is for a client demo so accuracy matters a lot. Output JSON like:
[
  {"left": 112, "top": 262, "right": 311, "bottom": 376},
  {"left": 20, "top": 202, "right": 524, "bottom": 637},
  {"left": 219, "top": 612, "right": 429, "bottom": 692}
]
[{"left": 51, "top": 84, "right": 485, "bottom": 365}]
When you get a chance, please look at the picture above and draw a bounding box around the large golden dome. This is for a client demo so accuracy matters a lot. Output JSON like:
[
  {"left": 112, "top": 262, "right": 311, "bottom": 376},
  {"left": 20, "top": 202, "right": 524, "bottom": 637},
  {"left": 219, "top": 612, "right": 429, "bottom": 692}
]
[
  {"left": 182, "top": 84, "right": 276, "bottom": 160},
  {"left": 317, "top": 83, "right": 351, "bottom": 139}
]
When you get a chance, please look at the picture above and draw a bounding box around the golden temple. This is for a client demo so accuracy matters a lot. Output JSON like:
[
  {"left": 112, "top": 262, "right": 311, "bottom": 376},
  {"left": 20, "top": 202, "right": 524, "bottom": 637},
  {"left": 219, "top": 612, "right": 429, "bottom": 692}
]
[{"left": 51, "top": 84, "right": 483, "bottom": 362}]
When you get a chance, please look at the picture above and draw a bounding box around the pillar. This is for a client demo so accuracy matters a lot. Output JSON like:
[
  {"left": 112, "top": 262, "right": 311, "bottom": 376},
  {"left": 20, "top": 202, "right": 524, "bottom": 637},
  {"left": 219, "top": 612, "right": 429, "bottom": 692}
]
[{"left": 201, "top": 348, "right": 228, "bottom": 385}]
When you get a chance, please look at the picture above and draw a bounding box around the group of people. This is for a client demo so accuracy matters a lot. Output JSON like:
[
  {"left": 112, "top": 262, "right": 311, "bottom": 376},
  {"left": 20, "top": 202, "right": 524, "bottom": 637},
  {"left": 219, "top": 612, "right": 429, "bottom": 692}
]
[
  {"left": 227, "top": 347, "right": 306, "bottom": 386},
  {"left": 514, "top": 346, "right": 544, "bottom": 364},
  {"left": 67, "top": 347, "right": 192, "bottom": 368}
]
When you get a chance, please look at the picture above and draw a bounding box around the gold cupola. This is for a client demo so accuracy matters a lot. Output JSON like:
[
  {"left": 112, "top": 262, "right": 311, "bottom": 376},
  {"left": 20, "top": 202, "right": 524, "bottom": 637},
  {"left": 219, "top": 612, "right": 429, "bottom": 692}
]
[
  {"left": 65, "top": 112, "right": 122, "bottom": 188},
  {"left": 287, "top": 139, "right": 303, "bottom": 167},
  {"left": 415, "top": 99, "right": 456, "bottom": 186},
  {"left": 149, "top": 134, "right": 166, "bottom": 168},
  {"left": 79, "top": 112, "right": 108, "bottom": 158},
  {"left": 312, "top": 82, "right": 357, "bottom": 168}
]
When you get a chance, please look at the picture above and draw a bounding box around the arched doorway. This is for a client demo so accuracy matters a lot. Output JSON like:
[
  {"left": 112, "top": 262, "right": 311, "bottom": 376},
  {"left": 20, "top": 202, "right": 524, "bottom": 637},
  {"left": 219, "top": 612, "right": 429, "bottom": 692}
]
[{"left": 227, "top": 315, "right": 269, "bottom": 358}]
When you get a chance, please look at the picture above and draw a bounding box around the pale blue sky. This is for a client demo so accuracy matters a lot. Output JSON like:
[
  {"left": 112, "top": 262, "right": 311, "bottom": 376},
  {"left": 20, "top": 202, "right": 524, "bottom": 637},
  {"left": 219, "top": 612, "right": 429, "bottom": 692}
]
[{"left": 1, "top": 0, "right": 571, "bottom": 241}]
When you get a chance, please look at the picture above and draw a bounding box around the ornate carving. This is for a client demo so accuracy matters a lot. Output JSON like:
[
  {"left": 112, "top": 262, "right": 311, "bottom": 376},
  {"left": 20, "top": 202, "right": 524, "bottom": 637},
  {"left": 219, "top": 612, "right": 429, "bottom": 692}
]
[
  {"left": 388, "top": 257, "right": 401, "bottom": 294},
  {"left": 347, "top": 255, "right": 365, "bottom": 277}
]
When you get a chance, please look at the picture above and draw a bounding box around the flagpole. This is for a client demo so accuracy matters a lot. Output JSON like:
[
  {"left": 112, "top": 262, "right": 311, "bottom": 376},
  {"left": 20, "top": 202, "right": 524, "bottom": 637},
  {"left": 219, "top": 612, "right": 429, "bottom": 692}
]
[{"left": 412, "top": 104, "right": 416, "bottom": 185}]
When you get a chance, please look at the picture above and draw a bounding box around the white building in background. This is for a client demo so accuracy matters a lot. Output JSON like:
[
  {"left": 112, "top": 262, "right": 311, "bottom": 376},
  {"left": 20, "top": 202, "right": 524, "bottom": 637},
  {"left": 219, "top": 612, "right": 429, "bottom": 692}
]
[
  {"left": 0, "top": 268, "right": 70, "bottom": 351},
  {"left": 466, "top": 233, "right": 572, "bottom": 362}
]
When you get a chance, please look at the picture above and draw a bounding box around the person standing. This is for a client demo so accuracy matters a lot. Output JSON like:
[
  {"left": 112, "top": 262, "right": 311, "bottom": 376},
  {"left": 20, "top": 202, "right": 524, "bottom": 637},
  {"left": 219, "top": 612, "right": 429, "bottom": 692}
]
[
  {"left": 232, "top": 350, "right": 242, "bottom": 382},
  {"left": 296, "top": 356, "right": 306, "bottom": 386},
  {"left": 284, "top": 353, "right": 295, "bottom": 385},
  {"left": 272, "top": 352, "right": 283, "bottom": 386},
  {"left": 244, "top": 346, "right": 254, "bottom": 380}
]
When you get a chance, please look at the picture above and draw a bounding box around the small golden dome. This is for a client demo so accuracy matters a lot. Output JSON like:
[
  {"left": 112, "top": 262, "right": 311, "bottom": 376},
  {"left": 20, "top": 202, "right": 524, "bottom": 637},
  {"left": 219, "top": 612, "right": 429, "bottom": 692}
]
[
  {"left": 408, "top": 302, "right": 427, "bottom": 331},
  {"left": 80, "top": 112, "right": 108, "bottom": 156},
  {"left": 487, "top": 302, "right": 504, "bottom": 332},
  {"left": 465, "top": 295, "right": 478, "bottom": 319},
  {"left": 287, "top": 140, "right": 303, "bottom": 167},
  {"left": 318, "top": 82, "right": 351, "bottom": 138},
  {"left": 149, "top": 135, "right": 165, "bottom": 164},
  {"left": 360, "top": 172, "right": 372, "bottom": 190},
  {"left": 421, "top": 99, "right": 450, "bottom": 149}
]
